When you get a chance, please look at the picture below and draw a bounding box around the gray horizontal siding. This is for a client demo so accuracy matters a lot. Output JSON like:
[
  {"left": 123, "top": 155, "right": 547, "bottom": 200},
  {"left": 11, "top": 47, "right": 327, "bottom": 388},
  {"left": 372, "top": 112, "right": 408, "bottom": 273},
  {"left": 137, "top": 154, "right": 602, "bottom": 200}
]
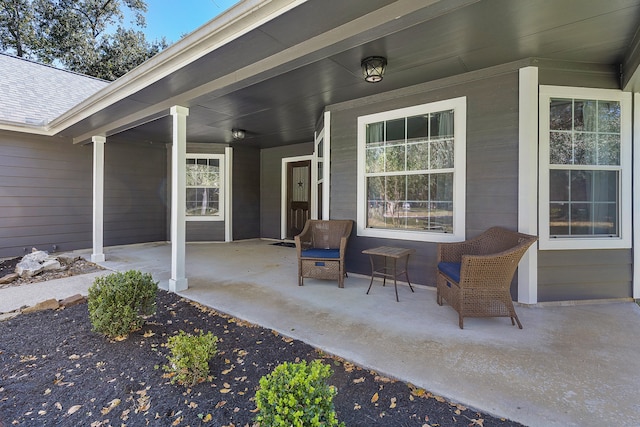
[
  {"left": 260, "top": 142, "right": 313, "bottom": 239},
  {"left": 186, "top": 221, "right": 225, "bottom": 241},
  {"left": 538, "top": 250, "right": 632, "bottom": 301},
  {"left": 0, "top": 132, "right": 93, "bottom": 257},
  {"left": 0, "top": 132, "right": 168, "bottom": 258},
  {"left": 233, "top": 146, "right": 261, "bottom": 240}
]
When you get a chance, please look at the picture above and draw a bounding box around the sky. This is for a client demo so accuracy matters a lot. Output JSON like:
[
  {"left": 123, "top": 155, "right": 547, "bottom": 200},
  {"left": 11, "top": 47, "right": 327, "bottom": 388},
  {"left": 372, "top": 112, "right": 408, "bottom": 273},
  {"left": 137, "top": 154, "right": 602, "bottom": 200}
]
[{"left": 133, "top": 0, "right": 241, "bottom": 44}]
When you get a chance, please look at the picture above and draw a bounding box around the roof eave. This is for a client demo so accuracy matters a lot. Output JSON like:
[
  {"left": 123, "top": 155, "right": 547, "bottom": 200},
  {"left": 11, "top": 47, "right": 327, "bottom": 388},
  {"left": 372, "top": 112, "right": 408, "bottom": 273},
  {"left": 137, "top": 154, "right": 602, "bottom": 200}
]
[{"left": 47, "top": 0, "right": 307, "bottom": 141}]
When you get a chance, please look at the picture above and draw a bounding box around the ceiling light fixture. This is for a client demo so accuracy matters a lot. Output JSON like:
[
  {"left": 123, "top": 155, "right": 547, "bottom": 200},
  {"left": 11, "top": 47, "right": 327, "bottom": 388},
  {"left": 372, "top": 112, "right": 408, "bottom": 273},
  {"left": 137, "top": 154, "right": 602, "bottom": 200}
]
[
  {"left": 361, "top": 56, "right": 387, "bottom": 83},
  {"left": 232, "top": 128, "right": 245, "bottom": 140}
]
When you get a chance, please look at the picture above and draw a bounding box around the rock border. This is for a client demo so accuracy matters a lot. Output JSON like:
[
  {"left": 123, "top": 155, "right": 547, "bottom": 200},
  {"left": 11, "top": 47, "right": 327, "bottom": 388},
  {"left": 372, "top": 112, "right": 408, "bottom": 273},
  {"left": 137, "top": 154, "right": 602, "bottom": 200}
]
[{"left": 0, "top": 293, "right": 86, "bottom": 321}]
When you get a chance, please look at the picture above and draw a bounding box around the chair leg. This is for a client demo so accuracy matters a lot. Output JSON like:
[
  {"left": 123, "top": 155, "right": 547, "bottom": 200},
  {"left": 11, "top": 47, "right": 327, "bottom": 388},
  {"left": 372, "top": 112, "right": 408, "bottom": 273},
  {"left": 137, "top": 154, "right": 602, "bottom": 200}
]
[
  {"left": 458, "top": 315, "right": 464, "bottom": 329},
  {"left": 513, "top": 314, "right": 523, "bottom": 329}
]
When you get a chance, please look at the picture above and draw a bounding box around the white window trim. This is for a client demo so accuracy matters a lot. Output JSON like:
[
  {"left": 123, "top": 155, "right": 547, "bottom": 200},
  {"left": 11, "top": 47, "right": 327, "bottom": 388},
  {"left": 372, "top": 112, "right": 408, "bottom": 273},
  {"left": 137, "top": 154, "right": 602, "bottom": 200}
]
[
  {"left": 186, "top": 153, "right": 225, "bottom": 222},
  {"left": 538, "top": 86, "right": 632, "bottom": 250},
  {"left": 356, "top": 97, "right": 466, "bottom": 242}
]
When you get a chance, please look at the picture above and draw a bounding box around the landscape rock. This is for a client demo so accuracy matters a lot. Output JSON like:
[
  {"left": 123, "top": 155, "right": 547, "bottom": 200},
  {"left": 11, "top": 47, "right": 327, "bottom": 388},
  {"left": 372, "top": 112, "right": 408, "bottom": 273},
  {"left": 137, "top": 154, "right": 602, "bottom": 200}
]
[
  {"left": 60, "top": 294, "right": 85, "bottom": 308},
  {"left": 0, "top": 273, "right": 19, "bottom": 284},
  {"left": 22, "top": 298, "right": 60, "bottom": 314},
  {"left": 15, "top": 249, "right": 65, "bottom": 278}
]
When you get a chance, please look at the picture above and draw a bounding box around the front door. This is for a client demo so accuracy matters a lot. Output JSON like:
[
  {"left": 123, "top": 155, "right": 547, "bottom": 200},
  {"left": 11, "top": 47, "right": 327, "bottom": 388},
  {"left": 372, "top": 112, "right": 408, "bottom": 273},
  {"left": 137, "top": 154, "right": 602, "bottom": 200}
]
[{"left": 287, "top": 160, "right": 311, "bottom": 239}]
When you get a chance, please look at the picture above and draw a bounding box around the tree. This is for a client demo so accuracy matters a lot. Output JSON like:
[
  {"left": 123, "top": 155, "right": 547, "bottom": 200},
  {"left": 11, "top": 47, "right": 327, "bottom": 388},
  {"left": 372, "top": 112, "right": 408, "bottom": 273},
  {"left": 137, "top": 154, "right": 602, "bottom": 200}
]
[{"left": 0, "top": 0, "right": 167, "bottom": 80}]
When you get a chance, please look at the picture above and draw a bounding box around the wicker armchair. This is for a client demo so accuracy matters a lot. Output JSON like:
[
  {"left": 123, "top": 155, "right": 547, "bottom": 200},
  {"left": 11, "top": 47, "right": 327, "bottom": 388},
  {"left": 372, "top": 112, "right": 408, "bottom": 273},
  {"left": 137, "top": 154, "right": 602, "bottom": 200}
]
[
  {"left": 436, "top": 227, "right": 537, "bottom": 329},
  {"left": 295, "top": 220, "right": 353, "bottom": 288}
]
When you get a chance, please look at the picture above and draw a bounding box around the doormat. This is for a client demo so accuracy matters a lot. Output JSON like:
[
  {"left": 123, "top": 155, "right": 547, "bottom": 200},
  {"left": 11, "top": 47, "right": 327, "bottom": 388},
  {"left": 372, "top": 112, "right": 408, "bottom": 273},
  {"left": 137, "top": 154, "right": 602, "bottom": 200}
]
[{"left": 271, "top": 242, "right": 296, "bottom": 248}]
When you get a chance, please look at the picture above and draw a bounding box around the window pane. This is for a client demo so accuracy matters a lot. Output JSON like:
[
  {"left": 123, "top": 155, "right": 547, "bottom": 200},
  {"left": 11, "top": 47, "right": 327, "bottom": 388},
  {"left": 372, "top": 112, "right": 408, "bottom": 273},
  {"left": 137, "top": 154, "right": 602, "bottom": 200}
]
[
  {"left": 366, "top": 122, "right": 384, "bottom": 144},
  {"left": 428, "top": 202, "right": 453, "bottom": 233},
  {"left": 431, "top": 110, "right": 454, "bottom": 138},
  {"left": 430, "top": 139, "right": 454, "bottom": 169},
  {"left": 598, "top": 101, "right": 620, "bottom": 133},
  {"left": 570, "top": 203, "right": 592, "bottom": 235},
  {"left": 430, "top": 173, "right": 453, "bottom": 202},
  {"left": 366, "top": 146, "right": 385, "bottom": 173},
  {"left": 573, "top": 132, "right": 596, "bottom": 165},
  {"left": 549, "top": 170, "right": 569, "bottom": 201},
  {"left": 574, "top": 100, "right": 597, "bottom": 132},
  {"left": 598, "top": 134, "right": 620, "bottom": 165},
  {"left": 385, "top": 142, "right": 405, "bottom": 172},
  {"left": 570, "top": 170, "right": 591, "bottom": 201},
  {"left": 549, "top": 132, "right": 572, "bottom": 164},
  {"left": 549, "top": 203, "right": 569, "bottom": 235},
  {"left": 550, "top": 99, "right": 572, "bottom": 130},
  {"left": 406, "top": 141, "right": 429, "bottom": 171},
  {"left": 593, "top": 171, "right": 617, "bottom": 202},
  {"left": 407, "top": 115, "right": 428, "bottom": 140},
  {"left": 386, "top": 118, "right": 405, "bottom": 143},
  {"left": 593, "top": 203, "right": 617, "bottom": 235}
]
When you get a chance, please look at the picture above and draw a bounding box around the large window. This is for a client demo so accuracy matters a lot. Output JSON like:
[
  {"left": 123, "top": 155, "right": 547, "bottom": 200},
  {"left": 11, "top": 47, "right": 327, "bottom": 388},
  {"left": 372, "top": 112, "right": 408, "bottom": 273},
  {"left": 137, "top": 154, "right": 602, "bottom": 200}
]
[
  {"left": 357, "top": 97, "right": 466, "bottom": 242},
  {"left": 539, "top": 86, "right": 631, "bottom": 249},
  {"left": 186, "top": 154, "right": 224, "bottom": 221}
]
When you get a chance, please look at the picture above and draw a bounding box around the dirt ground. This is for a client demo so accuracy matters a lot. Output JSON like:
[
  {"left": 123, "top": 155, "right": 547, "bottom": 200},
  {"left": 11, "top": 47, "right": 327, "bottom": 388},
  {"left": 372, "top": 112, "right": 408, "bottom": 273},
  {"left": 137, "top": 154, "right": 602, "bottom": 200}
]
[{"left": 0, "top": 258, "right": 525, "bottom": 427}]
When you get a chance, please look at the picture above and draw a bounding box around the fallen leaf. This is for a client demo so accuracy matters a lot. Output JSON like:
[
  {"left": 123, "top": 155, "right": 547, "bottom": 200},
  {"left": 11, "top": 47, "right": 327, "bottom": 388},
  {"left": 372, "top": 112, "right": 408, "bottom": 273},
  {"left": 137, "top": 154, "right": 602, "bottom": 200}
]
[
  {"left": 43, "top": 388, "right": 51, "bottom": 395},
  {"left": 354, "top": 403, "right": 361, "bottom": 410},
  {"left": 67, "top": 405, "right": 82, "bottom": 415},
  {"left": 188, "top": 401, "right": 198, "bottom": 409},
  {"left": 101, "top": 398, "right": 121, "bottom": 415},
  {"left": 469, "top": 419, "right": 484, "bottom": 426},
  {"left": 223, "top": 382, "right": 231, "bottom": 388},
  {"left": 68, "top": 354, "right": 80, "bottom": 360},
  {"left": 202, "top": 413, "right": 213, "bottom": 422},
  {"left": 143, "top": 330, "right": 155, "bottom": 338},
  {"left": 221, "top": 366, "right": 235, "bottom": 375},
  {"left": 172, "top": 416, "right": 183, "bottom": 426},
  {"left": 215, "top": 401, "right": 227, "bottom": 409},
  {"left": 371, "top": 392, "right": 379, "bottom": 403},
  {"left": 220, "top": 388, "right": 231, "bottom": 394},
  {"left": 353, "top": 377, "right": 365, "bottom": 384},
  {"left": 390, "top": 397, "right": 397, "bottom": 409},
  {"left": 55, "top": 402, "right": 62, "bottom": 410}
]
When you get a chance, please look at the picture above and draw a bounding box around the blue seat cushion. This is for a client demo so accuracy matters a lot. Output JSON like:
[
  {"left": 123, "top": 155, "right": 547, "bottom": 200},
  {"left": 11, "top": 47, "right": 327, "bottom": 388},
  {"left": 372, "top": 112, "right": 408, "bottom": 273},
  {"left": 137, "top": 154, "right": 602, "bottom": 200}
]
[
  {"left": 438, "top": 262, "right": 461, "bottom": 283},
  {"left": 301, "top": 248, "right": 340, "bottom": 259}
]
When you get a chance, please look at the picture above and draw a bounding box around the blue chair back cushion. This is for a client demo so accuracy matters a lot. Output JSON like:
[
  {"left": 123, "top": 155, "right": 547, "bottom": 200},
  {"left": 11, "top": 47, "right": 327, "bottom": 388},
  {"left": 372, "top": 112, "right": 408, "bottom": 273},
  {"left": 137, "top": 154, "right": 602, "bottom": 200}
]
[
  {"left": 438, "top": 262, "right": 461, "bottom": 284},
  {"left": 301, "top": 248, "right": 340, "bottom": 259}
]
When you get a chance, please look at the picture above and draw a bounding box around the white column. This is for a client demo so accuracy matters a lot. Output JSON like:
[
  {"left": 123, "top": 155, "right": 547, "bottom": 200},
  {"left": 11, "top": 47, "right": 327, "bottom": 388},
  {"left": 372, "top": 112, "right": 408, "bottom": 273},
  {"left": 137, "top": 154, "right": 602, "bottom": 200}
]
[
  {"left": 169, "top": 106, "right": 189, "bottom": 292},
  {"left": 225, "top": 146, "right": 233, "bottom": 242},
  {"left": 91, "top": 136, "right": 106, "bottom": 263},
  {"left": 517, "top": 66, "right": 539, "bottom": 304}
]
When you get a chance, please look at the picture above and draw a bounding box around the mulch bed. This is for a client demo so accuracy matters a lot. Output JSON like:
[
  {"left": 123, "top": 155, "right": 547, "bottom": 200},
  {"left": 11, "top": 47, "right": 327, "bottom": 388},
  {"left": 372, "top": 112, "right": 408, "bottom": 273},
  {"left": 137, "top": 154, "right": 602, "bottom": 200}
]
[{"left": 0, "top": 289, "right": 525, "bottom": 427}]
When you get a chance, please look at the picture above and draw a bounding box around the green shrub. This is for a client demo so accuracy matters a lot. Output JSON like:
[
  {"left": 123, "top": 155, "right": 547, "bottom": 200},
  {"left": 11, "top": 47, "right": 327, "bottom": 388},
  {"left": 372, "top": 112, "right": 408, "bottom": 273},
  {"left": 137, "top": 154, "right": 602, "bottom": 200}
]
[
  {"left": 87, "top": 270, "right": 157, "bottom": 338},
  {"left": 163, "top": 330, "right": 218, "bottom": 386},
  {"left": 254, "top": 360, "right": 345, "bottom": 427}
]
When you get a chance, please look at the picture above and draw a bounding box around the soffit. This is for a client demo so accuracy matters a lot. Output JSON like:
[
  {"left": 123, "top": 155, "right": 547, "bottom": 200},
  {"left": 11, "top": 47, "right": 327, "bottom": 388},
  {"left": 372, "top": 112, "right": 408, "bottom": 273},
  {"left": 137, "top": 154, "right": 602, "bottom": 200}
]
[{"left": 58, "top": 0, "right": 640, "bottom": 148}]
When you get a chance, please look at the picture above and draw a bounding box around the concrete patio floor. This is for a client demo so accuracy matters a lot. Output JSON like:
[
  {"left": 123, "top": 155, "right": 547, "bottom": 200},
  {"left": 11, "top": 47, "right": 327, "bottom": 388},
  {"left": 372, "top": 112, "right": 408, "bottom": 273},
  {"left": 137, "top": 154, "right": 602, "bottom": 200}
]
[{"left": 2, "top": 239, "right": 639, "bottom": 427}]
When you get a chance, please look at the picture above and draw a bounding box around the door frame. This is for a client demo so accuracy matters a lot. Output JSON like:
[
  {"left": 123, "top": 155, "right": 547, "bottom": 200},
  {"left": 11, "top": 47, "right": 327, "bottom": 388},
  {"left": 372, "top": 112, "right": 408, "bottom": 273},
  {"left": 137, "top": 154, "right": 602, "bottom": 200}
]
[{"left": 281, "top": 154, "right": 315, "bottom": 240}]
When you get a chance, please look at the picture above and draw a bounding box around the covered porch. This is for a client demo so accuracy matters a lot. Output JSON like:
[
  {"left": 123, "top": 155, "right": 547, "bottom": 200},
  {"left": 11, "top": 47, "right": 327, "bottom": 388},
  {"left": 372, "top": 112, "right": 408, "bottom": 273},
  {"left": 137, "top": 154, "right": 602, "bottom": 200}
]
[{"left": 83, "top": 240, "right": 640, "bottom": 427}]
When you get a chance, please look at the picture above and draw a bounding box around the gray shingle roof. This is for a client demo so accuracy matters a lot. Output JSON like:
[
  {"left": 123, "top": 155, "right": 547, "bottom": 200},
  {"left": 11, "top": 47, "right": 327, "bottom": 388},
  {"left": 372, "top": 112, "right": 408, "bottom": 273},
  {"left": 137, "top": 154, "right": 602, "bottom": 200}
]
[{"left": 0, "top": 53, "right": 109, "bottom": 126}]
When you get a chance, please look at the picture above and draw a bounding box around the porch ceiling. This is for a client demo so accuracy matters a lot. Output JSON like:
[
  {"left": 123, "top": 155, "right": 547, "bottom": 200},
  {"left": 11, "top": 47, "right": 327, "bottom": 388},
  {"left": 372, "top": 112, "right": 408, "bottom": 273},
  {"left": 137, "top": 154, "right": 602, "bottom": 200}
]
[{"left": 59, "top": 0, "right": 640, "bottom": 149}]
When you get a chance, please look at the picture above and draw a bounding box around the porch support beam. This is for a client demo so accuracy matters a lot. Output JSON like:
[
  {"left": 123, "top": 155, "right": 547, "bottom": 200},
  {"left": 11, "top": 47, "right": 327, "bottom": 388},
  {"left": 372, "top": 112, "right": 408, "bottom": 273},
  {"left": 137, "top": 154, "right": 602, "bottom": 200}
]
[
  {"left": 91, "top": 136, "right": 106, "bottom": 263},
  {"left": 224, "top": 146, "right": 233, "bottom": 242},
  {"left": 169, "top": 105, "right": 189, "bottom": 292},
  {"left": 517, "top": 66, "right": 539, "bottom": 304}
]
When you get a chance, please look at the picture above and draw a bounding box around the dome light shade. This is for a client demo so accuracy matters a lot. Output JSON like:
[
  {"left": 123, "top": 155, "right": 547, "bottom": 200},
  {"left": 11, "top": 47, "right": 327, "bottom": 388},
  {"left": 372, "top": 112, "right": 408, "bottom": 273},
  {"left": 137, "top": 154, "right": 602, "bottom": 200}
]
[
  {"left": 361, "top": 56, "right": 387, "bottom": 83},
  {"left": 232, "top": 128, "right": 245, "bottom": 140}
]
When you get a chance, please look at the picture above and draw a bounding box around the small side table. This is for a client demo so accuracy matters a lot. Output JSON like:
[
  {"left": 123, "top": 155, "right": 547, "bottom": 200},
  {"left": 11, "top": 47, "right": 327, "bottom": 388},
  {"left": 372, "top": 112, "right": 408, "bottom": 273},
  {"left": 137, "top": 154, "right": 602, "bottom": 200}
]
[{"left": 362, "top": 246, "right": 415, "bottom": 302}]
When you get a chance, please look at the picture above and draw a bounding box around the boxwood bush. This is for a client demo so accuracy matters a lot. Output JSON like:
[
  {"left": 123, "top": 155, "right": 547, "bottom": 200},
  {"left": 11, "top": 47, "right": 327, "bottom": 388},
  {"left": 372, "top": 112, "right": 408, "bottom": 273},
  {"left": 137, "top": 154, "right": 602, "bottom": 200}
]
[
  {"left": 163, "top": 330, "right": 218, "bottom": 386},
  {"left": 254, "top": 359, "right": 344, "bottom": 427},
  {"left": 87, "top": 270, "right": 157, "bottom": 339}
]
